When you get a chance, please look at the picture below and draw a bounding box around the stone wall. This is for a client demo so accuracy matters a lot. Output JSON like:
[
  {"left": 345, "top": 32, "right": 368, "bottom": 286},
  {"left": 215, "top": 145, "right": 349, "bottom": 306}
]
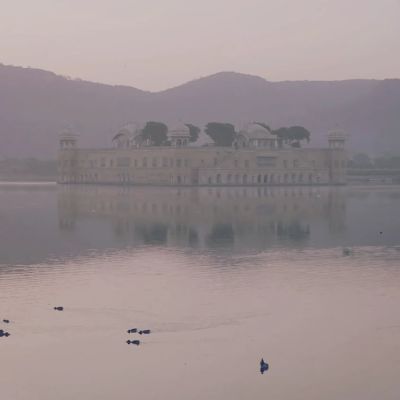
[{"left": 58, "top": 146, "right": 346, "bottom": 185}]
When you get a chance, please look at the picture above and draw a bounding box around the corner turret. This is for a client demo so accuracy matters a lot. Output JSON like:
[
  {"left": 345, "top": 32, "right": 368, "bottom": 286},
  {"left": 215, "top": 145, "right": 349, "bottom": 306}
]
[
  {"left": 328, "top": 130, "right": 347, "bottom": 149},
  {"left": 59, "top": 128, "right": 78, "bottom": 149}
]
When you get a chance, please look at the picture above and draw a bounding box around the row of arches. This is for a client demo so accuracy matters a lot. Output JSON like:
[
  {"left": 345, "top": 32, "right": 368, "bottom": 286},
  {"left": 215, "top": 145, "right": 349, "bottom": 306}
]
[
  {"left": 61, "top": 172, "right": 322, "bottom": 185},
  {"left": 204, "top": 173, "right": 319, "bottom": 186}
]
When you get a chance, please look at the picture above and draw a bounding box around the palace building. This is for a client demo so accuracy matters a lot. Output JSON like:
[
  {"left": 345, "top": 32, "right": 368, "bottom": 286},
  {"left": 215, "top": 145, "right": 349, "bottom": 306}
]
[{"left": 58, "top": 123, "right": 347, "bottom": 186}]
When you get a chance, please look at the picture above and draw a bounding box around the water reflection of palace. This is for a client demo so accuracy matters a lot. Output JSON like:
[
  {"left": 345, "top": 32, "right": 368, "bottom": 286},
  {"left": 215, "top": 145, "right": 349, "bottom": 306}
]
[{"left": 58, "top": 186, "right": 346, "bottom": 250}]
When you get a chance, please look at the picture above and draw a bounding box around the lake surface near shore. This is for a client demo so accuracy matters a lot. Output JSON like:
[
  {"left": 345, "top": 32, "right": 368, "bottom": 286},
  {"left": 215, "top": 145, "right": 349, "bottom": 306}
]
[{"left": 0, "top": 184, "right": 399, "bottom": 400}]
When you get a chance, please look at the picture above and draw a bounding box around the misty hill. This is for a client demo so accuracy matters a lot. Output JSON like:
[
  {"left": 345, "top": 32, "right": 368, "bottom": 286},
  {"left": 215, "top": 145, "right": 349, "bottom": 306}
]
[{"left": 1, "top": 64, "right": 399, "bottom": 158}]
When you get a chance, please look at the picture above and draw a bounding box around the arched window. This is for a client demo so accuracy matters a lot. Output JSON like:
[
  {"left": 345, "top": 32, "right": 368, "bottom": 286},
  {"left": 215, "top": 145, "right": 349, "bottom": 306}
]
[
  {"left": 216, "top": 174, "right": 221, "bottom": 184},
  {"left": 257, "top": 174, "right": 262, "bottom": 184},
  {"left": 284, "top": 173, "right": 288, "bottom": 183},
  {"left": 177, "top": 176, "right": 182, "bottom": 184},
  {"left": 208, "top": 176, "right": 213, "bottom": 185},
  {"left": 264, "top": 174, "right": 268, "bottom": 183}
]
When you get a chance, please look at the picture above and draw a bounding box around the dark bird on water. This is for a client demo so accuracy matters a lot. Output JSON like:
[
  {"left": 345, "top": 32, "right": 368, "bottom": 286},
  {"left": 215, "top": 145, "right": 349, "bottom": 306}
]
[
  {"left": 342, "top": 247, "right": 352, "bottom": 256},
  {"left": 54, "top": 307, "right": 64, "bottom": 311},
  {"left": 126, "top": 340, "right": 140, "bottom": 345},
  {"left": 0, "top": 330, "right": 10, "bottom": 337},
  {"left": 139, "top": 329, "right": 151, "bottom": 335},
  {"left": 2, "top": 319, "right": 10, "bottom": 323},
  {"left": 127, "top": 328, "right": 137, "bottom": 334},
  {"left": 260, "top": 358, "right": 269, "bottom": 374}
]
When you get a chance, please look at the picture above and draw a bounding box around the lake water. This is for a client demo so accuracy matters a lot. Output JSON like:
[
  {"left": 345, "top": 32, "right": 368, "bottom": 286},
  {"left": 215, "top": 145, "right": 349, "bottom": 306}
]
[{"left": 0, "top": 184, "right": 399, "bottom": 400}]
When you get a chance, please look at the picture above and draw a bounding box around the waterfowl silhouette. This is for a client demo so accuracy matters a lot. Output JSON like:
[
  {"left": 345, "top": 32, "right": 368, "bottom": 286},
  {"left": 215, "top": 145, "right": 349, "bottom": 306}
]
[
  {"left": 0, "top": 330, "right": 10, "bottom": 337},
  {"left": 126, "top": 340, "right": 140, "bottom": 345},
  {"left": 54, "top": 306, "right": 64, "bottom": 311},
  {"left": 342, "top": 247, "right": 352, "bottom": 256},
  {"left": 139, "top": 329, "right": 151, "bottom": 335},
  {"left": 127, "top": 328, "right": 137, "bottom": 334},
  {"left": 260, "top": 358, "right": 269, "bottom": 374},
  {"left": 2, "top": 319, "right": 10, "bottom": 324}
]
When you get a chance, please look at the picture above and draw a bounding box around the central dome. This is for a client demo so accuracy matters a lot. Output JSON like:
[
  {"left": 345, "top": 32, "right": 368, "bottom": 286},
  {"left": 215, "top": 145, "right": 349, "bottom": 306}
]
[
  {"left": 168, "top": 122, "right": 191, "bottom": 138},
  {"left": 245, "top": 123, "right": 273, "bottom": 138}
]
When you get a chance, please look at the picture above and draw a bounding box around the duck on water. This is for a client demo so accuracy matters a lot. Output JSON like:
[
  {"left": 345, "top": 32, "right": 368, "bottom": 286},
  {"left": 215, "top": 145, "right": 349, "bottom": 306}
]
[{"left": 260, "top": 358, "right": 269, "bottom": 374}]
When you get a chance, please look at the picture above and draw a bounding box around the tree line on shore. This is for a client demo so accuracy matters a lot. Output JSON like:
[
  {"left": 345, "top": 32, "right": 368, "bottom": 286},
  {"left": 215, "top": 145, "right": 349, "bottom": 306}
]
[{"left": 349, "top": 153, "right": 400, "bottom": 169}]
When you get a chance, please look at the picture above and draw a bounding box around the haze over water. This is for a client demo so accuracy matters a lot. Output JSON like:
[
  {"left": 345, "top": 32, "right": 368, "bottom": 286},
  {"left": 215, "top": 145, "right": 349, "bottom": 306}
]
[{"left": 0, "top": 184, "right": 399, "bottom": 400}]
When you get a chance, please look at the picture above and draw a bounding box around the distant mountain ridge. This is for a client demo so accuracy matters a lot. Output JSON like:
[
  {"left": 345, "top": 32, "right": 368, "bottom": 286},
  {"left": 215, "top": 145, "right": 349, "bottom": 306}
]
[{"left": 0, "top": 64, "right": 399, "bottom": 158}]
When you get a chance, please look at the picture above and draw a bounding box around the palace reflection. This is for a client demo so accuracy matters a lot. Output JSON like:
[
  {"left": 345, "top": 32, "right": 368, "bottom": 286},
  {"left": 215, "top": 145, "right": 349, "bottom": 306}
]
[{"left": 58, "top": 185, "right": 346, "bottom": 251}]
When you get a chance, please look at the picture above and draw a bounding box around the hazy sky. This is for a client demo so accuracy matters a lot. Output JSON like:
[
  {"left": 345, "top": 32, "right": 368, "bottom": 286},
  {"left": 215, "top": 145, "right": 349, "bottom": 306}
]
[{"left": 1, "top": 0, "right": 399, "bottom": 91}]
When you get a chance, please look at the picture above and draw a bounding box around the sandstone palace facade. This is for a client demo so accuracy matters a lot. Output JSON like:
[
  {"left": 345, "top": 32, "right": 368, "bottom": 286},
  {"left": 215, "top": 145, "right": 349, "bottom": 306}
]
[{"left": 58, "top": 123, "right": 347, "bottom": 186}]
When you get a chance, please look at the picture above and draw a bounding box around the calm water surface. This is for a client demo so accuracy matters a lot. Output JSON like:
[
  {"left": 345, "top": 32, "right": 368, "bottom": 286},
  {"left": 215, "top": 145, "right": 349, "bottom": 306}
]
[{"left": 0, "top": 184, "right": 399, "bottom": 400}]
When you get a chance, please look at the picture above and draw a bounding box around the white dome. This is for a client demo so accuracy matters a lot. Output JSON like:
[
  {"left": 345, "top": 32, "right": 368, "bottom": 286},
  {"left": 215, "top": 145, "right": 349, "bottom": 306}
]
[
  {"left": 188, "top": 130, "right": 215, "bottom": 147},
  {"left": 244, "top": 123, "right": 273, "bottom": 138},
  {"left": 168, "top": 122, "right": 191, "bottom": 138},
  {"left": 112, "top": 122, "right": 143, "bottom": 141}
]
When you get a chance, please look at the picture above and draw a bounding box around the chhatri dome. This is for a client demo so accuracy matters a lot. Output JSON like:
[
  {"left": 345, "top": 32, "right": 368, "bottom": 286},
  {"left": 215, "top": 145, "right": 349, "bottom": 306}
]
[
  {"left": 234, "top": 122, "right": 277, "bottom": 149},
  {"left": 188, "top": 129, "right": 215, "bottom": 147},
  {"left": 328, "top": 129, "right": 347, "bottom": 149},
  {"left": 168, "top": 122, "right": 191, "bottom": 147},
  {"left": 112, "top": 122, "right": 143, "bottom": 148},
  {"left": 244, "top": 122, "right": 274, "bottom": 138}
]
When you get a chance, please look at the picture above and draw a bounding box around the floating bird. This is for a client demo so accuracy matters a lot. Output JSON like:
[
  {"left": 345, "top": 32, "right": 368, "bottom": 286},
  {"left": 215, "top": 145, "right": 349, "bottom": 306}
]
[
  {"left": 54, "top": 307, "right": 64, "bottom": 311},
  {"left": 342, "top": 247, "right": 352, "bottom": 256},
  {"left": 0, "top": 330, "right": 10, "bottom": 338},
  {"left": 2, "top": 319, "right": 10, "bottom": 324},
  {"left": 260, "top": 358, "right": 269, "bottom": 374},
  {"left": 139, "top": 329, "right": 151, "bottom": 335},
  {"left": 127, "top": 328, "right": 137, "bottom": 334},
  {"left": 126, "top": 340, "right": 140, "bottom": 345}
]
